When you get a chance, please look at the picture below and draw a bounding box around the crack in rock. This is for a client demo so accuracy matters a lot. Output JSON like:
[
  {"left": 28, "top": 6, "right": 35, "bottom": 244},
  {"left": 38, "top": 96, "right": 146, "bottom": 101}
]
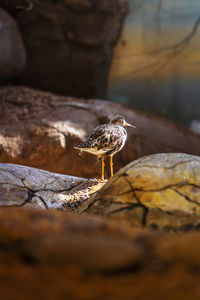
[
  {"left": 85, "top": 153, "right": 200, "bottom": 231},
  {"left": 125, "top": 159, "right": 200, "bottom": 171},
  {"left": 20, "top": 190, "right": 35, "bottom": 206},
  {"left": 0, "top": 163, "right": 104, "bottom": 210},
  {"left": 32, "top": 195, "right": 49, "bottom": 209},
  {"left": 171, "top": 188, "right": 200, "bottom": 207}
]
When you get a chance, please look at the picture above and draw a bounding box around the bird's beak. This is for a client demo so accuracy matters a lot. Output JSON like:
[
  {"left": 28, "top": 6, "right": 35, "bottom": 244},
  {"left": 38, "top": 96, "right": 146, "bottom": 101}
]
[{"left": 124, "top": 122, "right": 136, "bottom": 128}]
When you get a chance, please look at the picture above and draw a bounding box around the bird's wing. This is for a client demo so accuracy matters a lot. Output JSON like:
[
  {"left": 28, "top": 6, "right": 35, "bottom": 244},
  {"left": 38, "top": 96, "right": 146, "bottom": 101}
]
[
  {"left": 86, "top": 124, "right": 108, "bottom": 149},
  {"left": 76, "top": 124, "right": 125, "bottom": 151},
  {"left": 92, "top": 125, "right": 124, "bottom": 151}
]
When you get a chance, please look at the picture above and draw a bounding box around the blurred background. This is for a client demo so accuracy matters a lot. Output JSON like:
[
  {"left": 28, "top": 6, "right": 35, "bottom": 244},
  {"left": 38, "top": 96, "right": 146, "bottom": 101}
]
[
  {"left": 109, "top": 0, "right": 200, "bottom": 128},
  {"left": 0, "top": 0, "right": 199, "bottom": 130}
]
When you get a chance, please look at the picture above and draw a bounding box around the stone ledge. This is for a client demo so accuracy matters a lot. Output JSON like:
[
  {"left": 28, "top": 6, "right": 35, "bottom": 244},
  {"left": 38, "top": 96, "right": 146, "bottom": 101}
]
[{"left": 0, "top": 163, "right": 104, "bottom": 210}]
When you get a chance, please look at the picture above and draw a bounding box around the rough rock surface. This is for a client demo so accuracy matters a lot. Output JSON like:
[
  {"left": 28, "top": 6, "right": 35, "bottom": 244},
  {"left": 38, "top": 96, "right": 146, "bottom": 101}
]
[
  {"left": 0, "top": 207, "right": 200, "bottom": 299},
  {"left": 83, "top": 153, "right": 200, "bottom": 231},
  {"left": 1, "top": 86, "right": 200, "bottom": 178},
  {"left": 0, "top": 163, "right": 104, "bottom": 210},
  {"left": 0, "top": 8, "right": 26, "bottom": 82},
  {"left": 0, "top": 0, "right": 128, "bottom": 98}
]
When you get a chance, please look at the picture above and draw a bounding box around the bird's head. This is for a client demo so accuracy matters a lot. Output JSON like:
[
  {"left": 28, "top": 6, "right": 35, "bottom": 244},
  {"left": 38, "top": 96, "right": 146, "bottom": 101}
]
[{"left": 110, "top": 115, "right": 136, "bottom": 128}]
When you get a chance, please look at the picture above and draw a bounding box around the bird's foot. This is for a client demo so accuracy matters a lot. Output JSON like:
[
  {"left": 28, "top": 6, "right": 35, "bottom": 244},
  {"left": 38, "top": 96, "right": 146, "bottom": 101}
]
[{"left": 98, "top": 178, "right": 108, "bottom": 183}]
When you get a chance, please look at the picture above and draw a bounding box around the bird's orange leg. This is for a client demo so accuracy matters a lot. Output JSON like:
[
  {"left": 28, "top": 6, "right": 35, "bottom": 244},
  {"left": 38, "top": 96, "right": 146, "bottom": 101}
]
[
  {"left": 101, "top": 157, "right": 105, "bottom": 181},
  {"left": 110, "top": 156, "right": 113, "bottom": 178}
]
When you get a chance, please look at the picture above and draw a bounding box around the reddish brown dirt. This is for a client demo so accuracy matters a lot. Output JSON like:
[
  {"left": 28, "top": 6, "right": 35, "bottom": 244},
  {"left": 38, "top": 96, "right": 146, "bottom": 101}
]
[{"left": 0, "top": 207, "right": 200, "bottom": 299}]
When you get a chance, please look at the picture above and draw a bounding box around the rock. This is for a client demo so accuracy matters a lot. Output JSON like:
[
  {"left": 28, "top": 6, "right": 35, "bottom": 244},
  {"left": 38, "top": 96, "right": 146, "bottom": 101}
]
[
  {"left": 83, "top": 153, "right": 200, "bottom": 230},
  {"left": 0, "top": 8, "right": 26, "bottom": 82},
  {"left": 0, "top": 163, "right": 104, "bottom": 210},
  {"left": 1, "top": 86, "right": 200, "bottom": 178},
  {"left": 0, "top": 0, "right": 128, "bottom": 98},
  {"left": 0, "top": 207, "right": 200, "bottom": 299},
  {"left": 0, "top": 207, "right": 140, "bottom": 271}
]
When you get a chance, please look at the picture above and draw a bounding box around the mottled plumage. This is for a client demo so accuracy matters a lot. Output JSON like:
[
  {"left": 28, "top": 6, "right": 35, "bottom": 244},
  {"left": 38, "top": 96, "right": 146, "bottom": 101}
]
[
  {"left": 76, "top": 123, "right": 127, "bottom": 159},
  {"left": 74, "top": 115, "right": 136, "bottom": 180}
]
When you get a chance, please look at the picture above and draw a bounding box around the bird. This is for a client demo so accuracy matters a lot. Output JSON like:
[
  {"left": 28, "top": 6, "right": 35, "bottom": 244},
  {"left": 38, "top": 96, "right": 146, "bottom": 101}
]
[{"left": 74, "top": 115, "right": 136, "bottom": 181}]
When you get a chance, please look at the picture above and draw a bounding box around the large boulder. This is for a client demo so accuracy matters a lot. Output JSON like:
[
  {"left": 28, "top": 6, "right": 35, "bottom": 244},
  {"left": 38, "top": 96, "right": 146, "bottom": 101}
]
[
  {"left": 0, "top": 8, "right": 26, "bottom": 82},
  {"left": 83, "top": 153, "right": 200, "bottom": 231},
  {"left": 1, "top": 86, "right": 200, "bottom": 178},
  {"left": 0, "top": 0, "right": 128, "bottom": 98},
  {"left": 2, "top": 154, "right": 200, "bottom": 232},
  {"left": 0, "top": 163, "right": 103, "bottom": 210}
]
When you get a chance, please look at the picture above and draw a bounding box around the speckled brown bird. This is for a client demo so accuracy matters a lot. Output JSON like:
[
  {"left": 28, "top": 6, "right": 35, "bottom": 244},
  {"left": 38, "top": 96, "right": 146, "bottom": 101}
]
[{"left": 74, "top": 115, "right": 136, "bottom": 181}]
